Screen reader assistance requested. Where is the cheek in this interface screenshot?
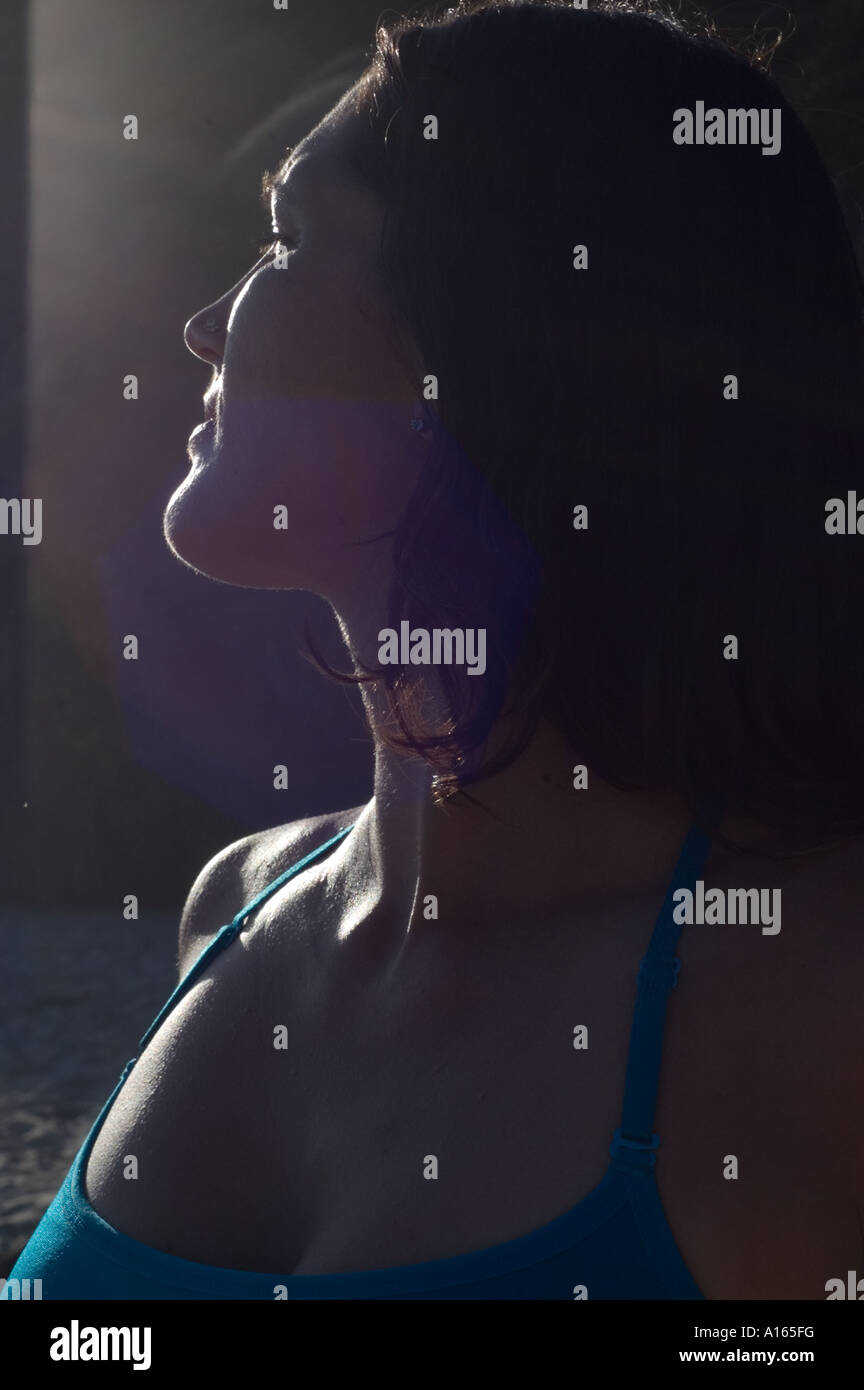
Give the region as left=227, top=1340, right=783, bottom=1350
left=227, top=256, right=413, bottom=401
left=166, top=256, right=425, bottom=590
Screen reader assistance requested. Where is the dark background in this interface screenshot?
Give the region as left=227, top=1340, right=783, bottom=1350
left=1, top=0, right=863, bottom=912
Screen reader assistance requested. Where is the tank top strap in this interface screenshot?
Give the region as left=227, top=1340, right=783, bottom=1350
left=131, top=822, right=357, bottom=1062
left=609, top=802, right=722, bottom=1176
left=225, top=822, right=357, bottom=934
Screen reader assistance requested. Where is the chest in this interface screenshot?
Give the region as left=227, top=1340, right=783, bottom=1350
left=84, top=898, right=853, bottom=1298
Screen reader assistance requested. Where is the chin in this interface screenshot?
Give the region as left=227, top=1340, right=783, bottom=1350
left=163, top=469, right=334, bottom=593
left=164, top=472, right=269, bottom=588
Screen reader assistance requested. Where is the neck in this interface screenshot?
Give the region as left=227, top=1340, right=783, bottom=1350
left=329, top=587, right=697, bottom=963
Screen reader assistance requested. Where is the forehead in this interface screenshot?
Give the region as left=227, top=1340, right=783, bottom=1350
left=263, top=98, right=372, bottom=214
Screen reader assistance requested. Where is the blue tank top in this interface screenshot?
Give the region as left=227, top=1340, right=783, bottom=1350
left=3, top=815, right=715, bottom=1300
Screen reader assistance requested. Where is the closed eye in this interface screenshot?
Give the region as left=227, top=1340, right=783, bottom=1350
left=253, top=234, right=297, bottom=259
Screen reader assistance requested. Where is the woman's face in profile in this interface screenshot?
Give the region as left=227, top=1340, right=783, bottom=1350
left=164, top=96, right=427, bottom=601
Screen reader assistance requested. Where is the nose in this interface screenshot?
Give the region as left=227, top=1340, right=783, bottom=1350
left=184, top=305, right=225, bottom=365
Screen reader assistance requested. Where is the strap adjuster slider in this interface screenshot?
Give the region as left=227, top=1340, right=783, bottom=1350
left=638, top=954, right=681, bottom=991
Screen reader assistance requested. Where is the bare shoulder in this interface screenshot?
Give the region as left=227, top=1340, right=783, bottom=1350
left=176, top=803, right=366, bottom=976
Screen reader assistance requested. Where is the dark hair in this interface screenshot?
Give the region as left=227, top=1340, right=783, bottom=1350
left=304, top=0, right=864, bottom=852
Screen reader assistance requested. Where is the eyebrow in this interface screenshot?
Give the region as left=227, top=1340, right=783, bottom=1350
left=258, top=146, right=301, bottom=213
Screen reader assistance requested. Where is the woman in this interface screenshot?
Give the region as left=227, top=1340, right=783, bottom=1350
left=6, top=0, right=864, bottom=1300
